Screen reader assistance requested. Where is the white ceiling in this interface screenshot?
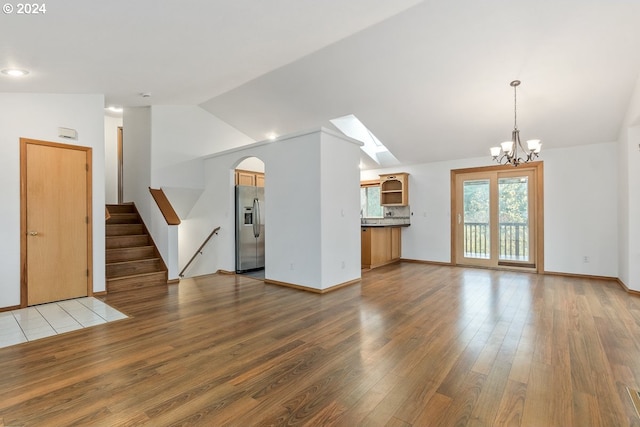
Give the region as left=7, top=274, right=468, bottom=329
left=2, top=0, right=640, bottom=167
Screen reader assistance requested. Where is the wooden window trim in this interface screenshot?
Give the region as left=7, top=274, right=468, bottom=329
left=360, top=180, right=380, bottom=188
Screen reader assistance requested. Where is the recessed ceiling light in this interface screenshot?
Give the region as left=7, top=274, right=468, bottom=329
left=266, top=133, right=278, bottom=141
left=1, top=68, right=29, bottom=77
left=107, top=106, right=123, bottom=113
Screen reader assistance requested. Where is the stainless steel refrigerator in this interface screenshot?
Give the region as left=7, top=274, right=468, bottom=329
left=235, top=185, right=265, bottom=273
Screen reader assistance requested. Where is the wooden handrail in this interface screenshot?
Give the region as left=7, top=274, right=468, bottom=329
left=149, top=187, right=181, bottom=225
left=179, top=226, right=221, bottom=278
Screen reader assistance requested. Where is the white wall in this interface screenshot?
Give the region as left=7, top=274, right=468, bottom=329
left=617, top=72, right=640, bottom=291
left=149, top=106, right=255, bottom=227
left=543, top=142, right=618, bottom=276
left=181, top=128, right=362, bottom=290
left=178, top=161, right=236, bottom=278
left=320, top=132, right=362, bottom=287
left=149, top=205, right=179, bottom=280
left=362, top=142, right=619, bottom=277
left=626, top=126, right=640, bottom=290
left=150, top=105, right=254, bottom=189
left=104, top=115, right=122, bottom=204
left=0, top=93, right=106, bottom=308
left=265, top=132, right=323, bottom=286
left=237, top=157, right=265, bottom=172
left=122, top=107, right=152, bottom=221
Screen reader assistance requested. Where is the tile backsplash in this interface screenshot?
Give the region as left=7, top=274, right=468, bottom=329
left=383, top=205, right=410, bottom=218
left=362, top=205, right=411, bottom=225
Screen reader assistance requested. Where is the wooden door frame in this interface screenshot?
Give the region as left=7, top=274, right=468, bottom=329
left=117, top=126, right=123, bottom=204
left=450, top=161, right=544, bottom=273
left=20, top=138, right=93, bottom=307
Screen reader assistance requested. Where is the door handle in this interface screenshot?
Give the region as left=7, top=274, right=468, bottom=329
left=253, top=198, right=260, bottom=238
left=28, top=231, right=39, bottom=236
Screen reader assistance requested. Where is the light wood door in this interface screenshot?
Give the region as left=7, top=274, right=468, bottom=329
left=21, top=139, right=92, bottom=306
left=117, top=126, right=123, bottom=204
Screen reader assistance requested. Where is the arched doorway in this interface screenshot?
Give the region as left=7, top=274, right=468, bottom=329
left=234, top=157, right=266, bottom=279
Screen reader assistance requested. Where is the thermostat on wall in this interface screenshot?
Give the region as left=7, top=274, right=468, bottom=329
left=58, top=127, right=78, bottom=140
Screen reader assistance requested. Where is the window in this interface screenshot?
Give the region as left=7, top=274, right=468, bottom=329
left=361, top=183, right=383, bottom=218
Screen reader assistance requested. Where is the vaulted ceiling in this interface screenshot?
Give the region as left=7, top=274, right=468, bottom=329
left=2, top=0, right=639, bottom=167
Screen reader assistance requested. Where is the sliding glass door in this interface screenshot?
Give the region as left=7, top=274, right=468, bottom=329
left=453, top=164, right=542, bottom=271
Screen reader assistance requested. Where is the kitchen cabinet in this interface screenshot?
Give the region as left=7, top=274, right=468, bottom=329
left=235, top=169, right=265, bottom=187
left=391, top=226, right=401, bottom=259
left=380, top=173, right=409, bottom=206
left=361, top=226, right=402, bottom=269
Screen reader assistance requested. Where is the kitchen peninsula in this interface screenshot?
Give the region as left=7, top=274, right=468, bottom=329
left=361, top=222, right=409, bottom=269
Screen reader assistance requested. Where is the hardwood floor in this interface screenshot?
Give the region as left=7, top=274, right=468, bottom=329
left=1, top=263, right=640, bottom=426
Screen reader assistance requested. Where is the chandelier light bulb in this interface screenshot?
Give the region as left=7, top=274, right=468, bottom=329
left=501, top=141, right=514, bottom=154
left=527, top=139, right=540, bottom=151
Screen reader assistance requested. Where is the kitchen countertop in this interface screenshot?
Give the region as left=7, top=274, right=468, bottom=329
left=361, top=217, right=411, bottom=227
left=361, top=223, right=410, bottom=227
left=361, top=217, right=410, bottom=227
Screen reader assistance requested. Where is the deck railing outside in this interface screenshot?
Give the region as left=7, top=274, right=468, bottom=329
left=464, top=222, right=528, bottom=260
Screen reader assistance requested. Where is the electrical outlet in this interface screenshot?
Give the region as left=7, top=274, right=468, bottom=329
left=583, top=256, right=590, bottom=263
left=341, top=261, right=345, bottom=269
left=290, top=263, right=294, bottom=270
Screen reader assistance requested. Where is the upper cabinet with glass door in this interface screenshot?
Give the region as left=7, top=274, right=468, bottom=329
left=380, top=173, right=409, bottom=206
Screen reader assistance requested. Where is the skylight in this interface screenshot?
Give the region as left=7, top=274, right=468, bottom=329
left=330, top=114, right=397, bottom=165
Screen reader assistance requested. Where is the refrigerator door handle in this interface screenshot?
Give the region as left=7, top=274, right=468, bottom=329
left=253, top=198, right=260, bottom=238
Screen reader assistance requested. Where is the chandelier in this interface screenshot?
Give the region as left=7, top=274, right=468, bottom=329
left=490, top=80, right=541, bottom=166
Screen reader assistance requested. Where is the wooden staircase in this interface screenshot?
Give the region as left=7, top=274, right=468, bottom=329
left=106, top=204, right=168, bottom=293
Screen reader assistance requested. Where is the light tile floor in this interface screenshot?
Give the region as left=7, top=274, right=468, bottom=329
left=0, top=297, right=128, bottom=349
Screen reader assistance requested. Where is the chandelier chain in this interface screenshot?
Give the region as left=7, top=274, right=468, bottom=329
left=513, top=82, right=517, bottom=130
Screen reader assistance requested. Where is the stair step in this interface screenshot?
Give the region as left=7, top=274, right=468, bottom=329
left=106, top=258, right=165, bottom=278
left=104, top=203, right=168, bottom=294
left=106, top=204, right=136, bottom=214
left=106, top=224, right=145, bottom=236
left=106, top=271, right=168, bottom=293
left=106, top=213, right=140, bottom=224
left=106, top=234, right=150, bottom=249
left=106, top=246, right=156, bottom=263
